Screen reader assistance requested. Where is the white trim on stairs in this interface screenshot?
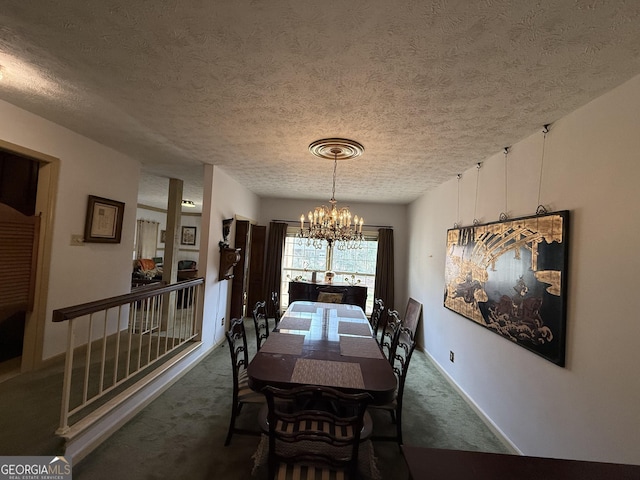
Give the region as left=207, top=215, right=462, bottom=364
left=63, top=342, right=209, bottom=463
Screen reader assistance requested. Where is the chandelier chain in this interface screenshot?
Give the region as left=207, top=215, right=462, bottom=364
left=331, top=152, right=338, bottom=202
left=297, top=139, right=365, bottom=249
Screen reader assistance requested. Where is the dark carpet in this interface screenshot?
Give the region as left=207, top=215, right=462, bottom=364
left=0, top=318, right=511, bottom=479
left=72, top=319, right=510, bottom=479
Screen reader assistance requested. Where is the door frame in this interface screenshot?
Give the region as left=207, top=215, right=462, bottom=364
left=0, top=139, right=59, bottom=372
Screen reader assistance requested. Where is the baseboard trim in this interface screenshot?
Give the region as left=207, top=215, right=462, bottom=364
left=420, top=347, right=522, bottom=455
left=62, top=341, right=215, bottom=464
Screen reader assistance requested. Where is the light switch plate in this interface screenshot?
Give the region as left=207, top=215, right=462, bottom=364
left=70, top=234, right=85, bottom=246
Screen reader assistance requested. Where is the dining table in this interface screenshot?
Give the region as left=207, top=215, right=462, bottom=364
left=247, top=300, right=397, bottom=405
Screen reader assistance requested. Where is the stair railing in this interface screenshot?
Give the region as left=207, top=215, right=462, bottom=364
left=52, top=278, right=204, bottom=438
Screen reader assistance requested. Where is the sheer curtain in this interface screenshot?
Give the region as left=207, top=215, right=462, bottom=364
left=263, top=222, right=288, bottom=317
left=374, top=228, right=394, bottom=311
left=135, top=219, right=159, bottom=259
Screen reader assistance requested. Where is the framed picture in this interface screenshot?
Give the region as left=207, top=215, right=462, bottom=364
left=181, top=226, right=197, bottom=246
left=160, top=229, right=166, bottom=243
left=444, top=211, right=569, bottom=366
left=84, top=195, right=125, bottom=243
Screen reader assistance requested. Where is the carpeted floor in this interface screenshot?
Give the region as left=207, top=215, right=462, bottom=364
left=0, top=318, right=511, bottom=479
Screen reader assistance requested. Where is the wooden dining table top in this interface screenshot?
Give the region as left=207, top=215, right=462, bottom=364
left=247, top=301, right=397, bottom=405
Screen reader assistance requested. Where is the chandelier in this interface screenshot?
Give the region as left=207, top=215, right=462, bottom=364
left=297, top=138, right=365, bottom=250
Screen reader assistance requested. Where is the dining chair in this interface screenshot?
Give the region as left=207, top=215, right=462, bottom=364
left=270, top=291, right=281, bottom=331
left=380, top=309, right=401, bottom=363
left=316, top=285, right=348, bottom=304
left=262, top=384, right=372, bottom=480
left=316, top=291, right=344, bottom=304
left=224, top=317, right=266, bottom=446
left=177, top=259, right=197, bottom=270
left=370, top=325, right=416, bottom=446
left=252, top=300, right=269, bottom=351
left=403, top=297, right=423, bottom=338
left=370, top=298, right=385, bottom=344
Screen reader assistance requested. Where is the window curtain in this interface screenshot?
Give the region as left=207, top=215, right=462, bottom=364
left=374, top=228, right=394, bottom=312
left=135, top=219, right=159, bottom=259
left=263, top=222, right=288, bottom=317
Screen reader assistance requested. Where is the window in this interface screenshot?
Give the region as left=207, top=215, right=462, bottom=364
left=281, top=229, right=378, bottom=314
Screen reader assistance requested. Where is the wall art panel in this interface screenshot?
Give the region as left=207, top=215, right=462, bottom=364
left=444, top=211, right=569, bottom=366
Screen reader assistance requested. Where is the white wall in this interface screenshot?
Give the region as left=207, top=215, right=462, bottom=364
left=0, top=99, right=140, bottom=360
left=177, top=213, right=202, bottom=264
left=134, top=207, right=166, bottom=261
left=7, top=67, right=638, bottom=464
left=0, top=95, right=261, bottom=362
left=408, top=74, right=640, bottom=465
left=259, top=198, right=409, bottom=312
left=135, top=206, right=202, bottom=264
left=199, top=165, right=261, bottom=347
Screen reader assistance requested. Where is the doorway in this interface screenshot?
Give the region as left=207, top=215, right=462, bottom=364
left=0, top=139, right=58, bottom=376
left=0, top=151, right=38, bottom=366
left=229, top=220, right=266, bottom=319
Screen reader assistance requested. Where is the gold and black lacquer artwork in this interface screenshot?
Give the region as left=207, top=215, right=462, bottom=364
left=444, top=211, right=569, bottom=366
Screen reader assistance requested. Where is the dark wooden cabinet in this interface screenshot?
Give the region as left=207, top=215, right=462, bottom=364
left=288, top=281, right=367, bottom=310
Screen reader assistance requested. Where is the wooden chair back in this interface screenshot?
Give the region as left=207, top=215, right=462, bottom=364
left=390, top=325, right=417, bottom=409
left=370, top=298, right=385, bottom=342
left=252, top=300, right=269, bottom=351
left=262, top=385, right=372, bottom=479
left=381, top=309, right=401, bottom=363
left=403, top=297, right=423, bottom=338
left=270, top=291, right=281, bottom=330
left=316, top=285, right=348, bottom=304
left=224, top=317, right=265, bottom=446
left=225, top=318, right=249, bottom=393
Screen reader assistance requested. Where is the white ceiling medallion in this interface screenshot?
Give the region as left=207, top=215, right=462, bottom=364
left=297, top=138, right=365, bottom=250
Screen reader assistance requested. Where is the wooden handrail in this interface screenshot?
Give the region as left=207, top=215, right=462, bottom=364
left=54, top=276, right=204, bottom=441
left=52, top=277, right=204, bottom=322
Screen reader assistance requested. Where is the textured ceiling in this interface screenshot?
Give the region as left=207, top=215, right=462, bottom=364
left=1, top=1, right=640, bottom=212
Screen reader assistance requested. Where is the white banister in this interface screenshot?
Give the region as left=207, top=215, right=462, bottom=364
left=53, top=278, right=203, bottom=438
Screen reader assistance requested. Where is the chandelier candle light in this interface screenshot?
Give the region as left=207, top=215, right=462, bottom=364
left=298, top=138, right=365, bottom=250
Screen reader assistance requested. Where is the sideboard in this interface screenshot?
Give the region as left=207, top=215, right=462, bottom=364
left=288, top=281, right=367, bottom=311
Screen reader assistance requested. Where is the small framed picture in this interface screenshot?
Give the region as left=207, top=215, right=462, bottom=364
left=84, top=195, right=125, bottom=243
left=160, top=229, right=166, bottom=243
left=181, top=226, right=197, bottom=246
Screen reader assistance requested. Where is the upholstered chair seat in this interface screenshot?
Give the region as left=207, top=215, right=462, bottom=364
left=262, top=385, right=374, bottom=480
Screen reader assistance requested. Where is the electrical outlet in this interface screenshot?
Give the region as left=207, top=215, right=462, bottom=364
left=70, top=234, right=85, bottom=246
left=450, top=351, right=455, bottom=363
